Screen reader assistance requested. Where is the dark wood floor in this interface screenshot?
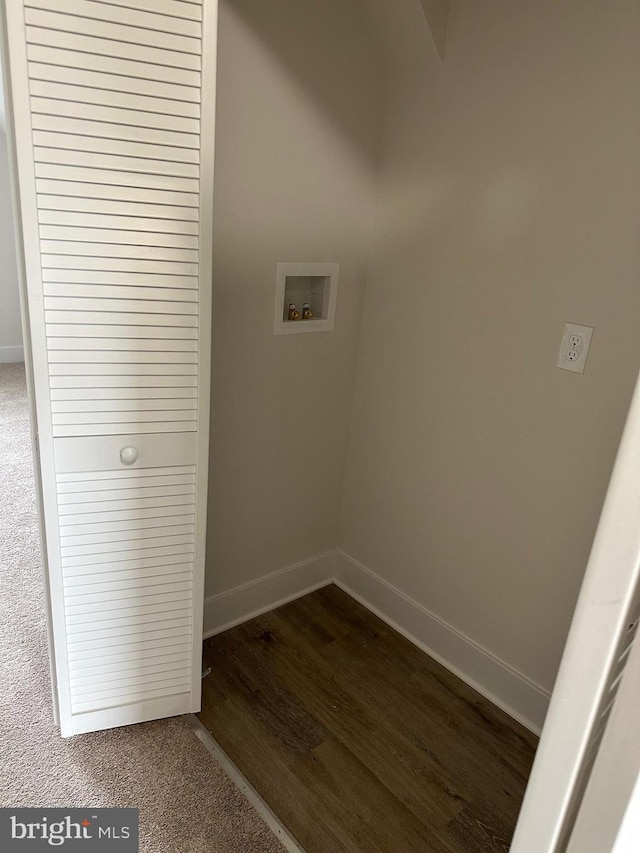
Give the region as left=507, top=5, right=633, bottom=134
left=198, top=585, right=537, bottom=852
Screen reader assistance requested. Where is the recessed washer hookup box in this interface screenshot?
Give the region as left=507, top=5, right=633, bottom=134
left=0, top=809, right=139, bottom=851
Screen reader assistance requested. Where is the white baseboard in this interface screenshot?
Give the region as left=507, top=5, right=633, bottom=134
left=334, top=550, right=550, bottom=734
left=202, top=547, right=550, bottom=734
left=203, top=551, right=335, bottom=639
left=0, top=345, right=24, bottom=363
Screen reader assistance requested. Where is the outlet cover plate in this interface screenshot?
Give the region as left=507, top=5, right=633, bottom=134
left=556, top=322, right=595, bottom=374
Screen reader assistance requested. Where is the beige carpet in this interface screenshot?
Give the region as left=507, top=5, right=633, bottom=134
left=0, top=362, right=283, bottom=853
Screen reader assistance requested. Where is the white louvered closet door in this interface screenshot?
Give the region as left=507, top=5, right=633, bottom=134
left=2, top=0, right=217, bottom=736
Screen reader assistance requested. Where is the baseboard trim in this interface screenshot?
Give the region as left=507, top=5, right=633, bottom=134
left=202, top=547, right=550, bottom=733
left=0, top=345, right=24, bottom=363
left=334, top=550, right=550, bottom=734
left=203, top=551, right=335, bottom=639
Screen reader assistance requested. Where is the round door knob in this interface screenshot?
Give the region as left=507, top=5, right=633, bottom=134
left=119, top=446, right=139, bottom=466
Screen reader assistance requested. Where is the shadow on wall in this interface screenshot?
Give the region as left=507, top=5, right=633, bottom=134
left=227, top=0, right=453, bottom=156
left=225, top=0, right=385, bottom=168
left=338, top=0, right=640, bottom=695
left=204, top=0, right=387, bottom=596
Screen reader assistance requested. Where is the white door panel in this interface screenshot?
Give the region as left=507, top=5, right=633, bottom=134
left=2, top=0, right=217, bottom=736
left=511, top=369, right=640, bottom=851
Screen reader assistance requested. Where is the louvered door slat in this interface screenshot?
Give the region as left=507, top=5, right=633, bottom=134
left=73, top=673, right=192, bottom=700
left=26, top=27, right=202, bottom=71
left=33, top=132, right=201, bottom=164
left=61, top=547, right=194, bottom=571
left=65, top=564, right=195, bottom=586
left=46, top=294, right=197, bottom=312
left=72, top=607, right=195, bottom=628
left=48, top=326, right=198, bottom=342
left=68, top=642, right=193, bottom=671
left=70, top=664, right=193, bottom=692
left=63, top=522, right=195, bottom=541
left=65, top=585, right=194, bottom=610
left=35, top=150, right=200, bottom=180
left=68, top=652, right=193, bottom=682
left=51, top=400, right=196, bottom=417
left=67, top=616, right=193, bottom=645
left=67, top=603, right=193, bottom=628
left=24, top=8, right=202, bottom=53
left=62, top=552, right=195, bottom=574
left=56, top=464, right=196, bottom=482
left=31, top=85, right=201, bottom=119
left=43, top=256, right=199, bottom=274
left=54, top=410, right=196, bottom=426
left=61, top=534, right=196, bottom=559
left=29, top=67, right=201, bottom=106
left=40, top=213, right=199, bottom=236
left=61, top=513, right=195, bottom=535
left=38, top=194, right=199, bottom=220
left=71, top=674, right=193, bottom=706
left=51, top=387, right=197, bottom=402
left=61, top=535, right=195, bottom=560
left=27, top=4, right=201, bottom=39
left=4, top=0, right=214, bottom=734
left=61, top=492, right=195, bottom=515
left=40, top=227, right=200, bottom=249
left=72, top=683, right=191, bottom=716
left=54, top=424, right=196, bottom=437
left=41, top=243, right=200, bottom=262
left=59, top=481, right=195, bottom=498
left=45, top=311, right=198, bottom=327
left=44, top=256, right=198, bottom=277
left=62, top=511, right=194, bottom=530
left=32, top=116, right=199, bottom=151
left=27, top=44, right=201, bottom=86
left=45, top=286, right=198, bottom=304
left=37, top=181, right=199, bottom=207
left=45, top=274, right=198, bottom=291
left=68, top=639, right=192, bottom=667
left=68, top=656, right=192, bottom=685
left=66, top=625, right=193, bottom=651
left=50, top=376, right=198, bottom=390
left=71, top=0, right=203, bottom=22
left=25, top=0, right=202, bottom=28
left=48, top=361, right=197, bottom=375
left=31, top=99, right=200, bottom=135
left=49, top=341, right=197, bottom=356
left=49, top=338, right=198, bottom=362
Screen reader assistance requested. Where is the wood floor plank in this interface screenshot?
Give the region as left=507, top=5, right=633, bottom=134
left=200, top=693, right=411, bottom=853
left=262, top=610, right=469, bottom=831
left=306, top=738, right=457, bottom=853
left=318, top=586, right=536, bottom=786
left=199, top=694, right=348, bottom=852
left=198, top=585, right=538, bottom=852
left=446, top=799, right=514, bottom=852
left=319, top=626, right=532, bottom=810
left=205, top=623, right=329, bottom=758
left=266, top=589, right=533, bottom=816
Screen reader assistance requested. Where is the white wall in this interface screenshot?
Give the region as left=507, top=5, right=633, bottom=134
left=205, top=0, right=384, bottom=597
left=339, top=0, right=640, bottom=695
left=2, top=0, right=636, bottom=727
left=0, top=61, right=23, bottom=363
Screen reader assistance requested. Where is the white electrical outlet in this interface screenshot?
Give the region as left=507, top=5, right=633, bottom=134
left=556, top=322, right=595, bottom=374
